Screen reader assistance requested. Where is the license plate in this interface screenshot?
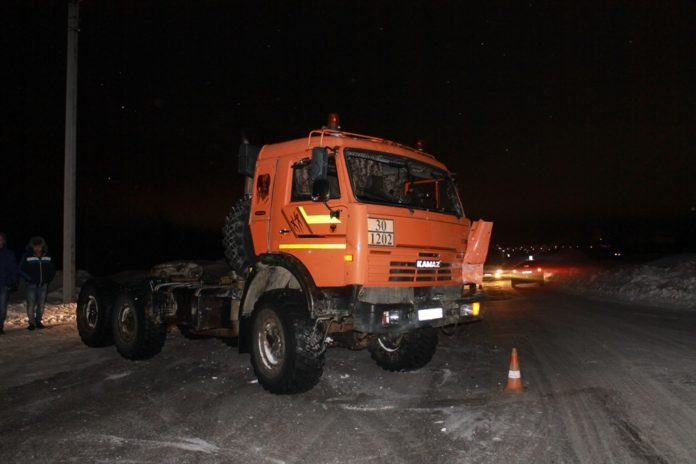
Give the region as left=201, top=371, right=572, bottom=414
left=368, top=231, right=394, bottom=246
left=418, top=307, right=443, bottom=321
left=368, top=218, right=394, bottom=246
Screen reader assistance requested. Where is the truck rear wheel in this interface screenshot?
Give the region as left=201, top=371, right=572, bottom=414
left=112, top=293, right=167, bottom=360
left=250, top=291, right=324, bottom=394
left=222, top=196, right=255, bottom=276
left=76, top=281, right=113, bottom=347
left=369, top=329, right=438, bottom=372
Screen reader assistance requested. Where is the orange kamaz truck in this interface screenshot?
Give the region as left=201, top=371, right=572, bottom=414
left=76, top=115, right=492, bottom=394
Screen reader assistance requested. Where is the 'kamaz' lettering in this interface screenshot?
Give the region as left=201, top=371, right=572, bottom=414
left=416, top=260, right=441, bottom=269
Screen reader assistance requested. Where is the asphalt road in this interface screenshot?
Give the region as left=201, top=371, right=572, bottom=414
left=1, top=285, right=695, bottom=463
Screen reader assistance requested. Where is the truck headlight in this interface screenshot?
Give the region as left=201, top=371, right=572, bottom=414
left=381, top=310, right=401, bottom=327
left=460, top=302, right=480, bottom=317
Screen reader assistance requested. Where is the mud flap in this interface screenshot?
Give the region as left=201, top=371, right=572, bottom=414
left=462, top=220, right=493, bottom=284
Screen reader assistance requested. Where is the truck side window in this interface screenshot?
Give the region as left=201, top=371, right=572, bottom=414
left=291, top=156, right=340, bottom=202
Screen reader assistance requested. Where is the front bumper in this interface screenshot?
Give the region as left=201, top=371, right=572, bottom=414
left=352, top=293, right=483, bottom=334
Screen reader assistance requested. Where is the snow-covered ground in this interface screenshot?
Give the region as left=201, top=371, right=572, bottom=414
left=3, top=270, right=91, bottom=329
left=3, top=289, right=77, bottom=329
left=551, top=253, right=696, bottom=310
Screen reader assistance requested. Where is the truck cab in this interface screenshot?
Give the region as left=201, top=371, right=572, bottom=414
left=240, top=116, right=492, bottom=339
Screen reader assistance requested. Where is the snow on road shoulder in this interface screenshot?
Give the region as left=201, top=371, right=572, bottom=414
left=3, top=291, right=76, bottom=328
left=553, top=254, right=696, bottom=310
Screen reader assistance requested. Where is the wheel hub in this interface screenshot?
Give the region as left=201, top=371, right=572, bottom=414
left=377, top=335, right=402, bottom=353
left=85, top=296, right=99, bottom=329
left=117, top=304, right=136, bottom=342
left=257, top=315, right=284, bottom=373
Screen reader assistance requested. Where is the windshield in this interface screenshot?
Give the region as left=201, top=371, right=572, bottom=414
left=344, top=148, right=463, bottom=217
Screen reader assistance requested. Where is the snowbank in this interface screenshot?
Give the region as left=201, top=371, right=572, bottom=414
left=3, top=291, right=76, bottom=329
left=554, top=254, right=696, bottom=310
left=2, top=270, right=90, bottom=329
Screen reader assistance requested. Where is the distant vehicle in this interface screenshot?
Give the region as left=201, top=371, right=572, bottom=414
left=483, top=264, right=505, bottom=281
left=510, top=260, right=545, bottom=287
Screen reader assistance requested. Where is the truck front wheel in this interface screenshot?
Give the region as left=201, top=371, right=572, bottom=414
left=112, top=293, right=167, bottom=360
left=369, top=329, right=438, bottom=372
left=250, top=292, right=324, bottom=394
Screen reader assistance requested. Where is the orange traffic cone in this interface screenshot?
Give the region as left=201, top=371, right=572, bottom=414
left=504, top=347, right=524, bottom=393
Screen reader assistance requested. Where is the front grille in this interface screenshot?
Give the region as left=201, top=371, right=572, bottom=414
left=368, top=250, right=460, bottom=284
left=387, top=253, right=452, bottom=282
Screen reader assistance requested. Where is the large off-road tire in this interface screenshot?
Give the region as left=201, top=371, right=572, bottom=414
left=76, top=281, right=113, bottom=347
left=112, top=293, right=167, bottom=360
left=250, top=291, right=324, bottom=394
left=222, top=196, right=255, bottom=275
left=369, top=329, right=438, bottom=372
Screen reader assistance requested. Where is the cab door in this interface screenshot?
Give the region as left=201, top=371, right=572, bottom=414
left=249, top=158, right=277, bottom=255
left=270, top=154, right=348, bottom=286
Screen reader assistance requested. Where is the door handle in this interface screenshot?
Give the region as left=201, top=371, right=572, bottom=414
left=279, top=229, right=290, bottom=235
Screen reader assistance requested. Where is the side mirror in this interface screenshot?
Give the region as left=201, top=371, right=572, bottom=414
left=310, top=147, right=328, bottom=180
left=310, top=147, right=330, bottom=202
left=311, top=178, right=331, bottom=202
left=238, top=143, right=260, bottom=177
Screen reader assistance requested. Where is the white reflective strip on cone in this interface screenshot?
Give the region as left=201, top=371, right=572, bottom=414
left=508, top=370, right=521, bottom=379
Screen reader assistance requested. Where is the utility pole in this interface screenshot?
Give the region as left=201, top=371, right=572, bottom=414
left=63, top=0, right=80, bottom=303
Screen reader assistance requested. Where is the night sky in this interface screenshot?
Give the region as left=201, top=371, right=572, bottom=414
left=3, top=1, right=695, bottom=273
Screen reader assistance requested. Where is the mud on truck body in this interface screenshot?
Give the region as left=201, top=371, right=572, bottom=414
left=76, top=115, right=493, bottom=394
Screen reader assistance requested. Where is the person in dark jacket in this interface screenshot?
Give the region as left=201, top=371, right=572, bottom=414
left=18, top=236, right=56, bottom=330
left=0, top=233, right=19, bottom=334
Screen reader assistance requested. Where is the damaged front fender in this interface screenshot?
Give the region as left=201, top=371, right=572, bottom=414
left=462, top=220, right=493, bottom=284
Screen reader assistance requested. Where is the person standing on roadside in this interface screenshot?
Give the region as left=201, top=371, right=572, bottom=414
left=0, top=233, right=19, bottom=334
left=18, top=236, right=56, bottom=330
